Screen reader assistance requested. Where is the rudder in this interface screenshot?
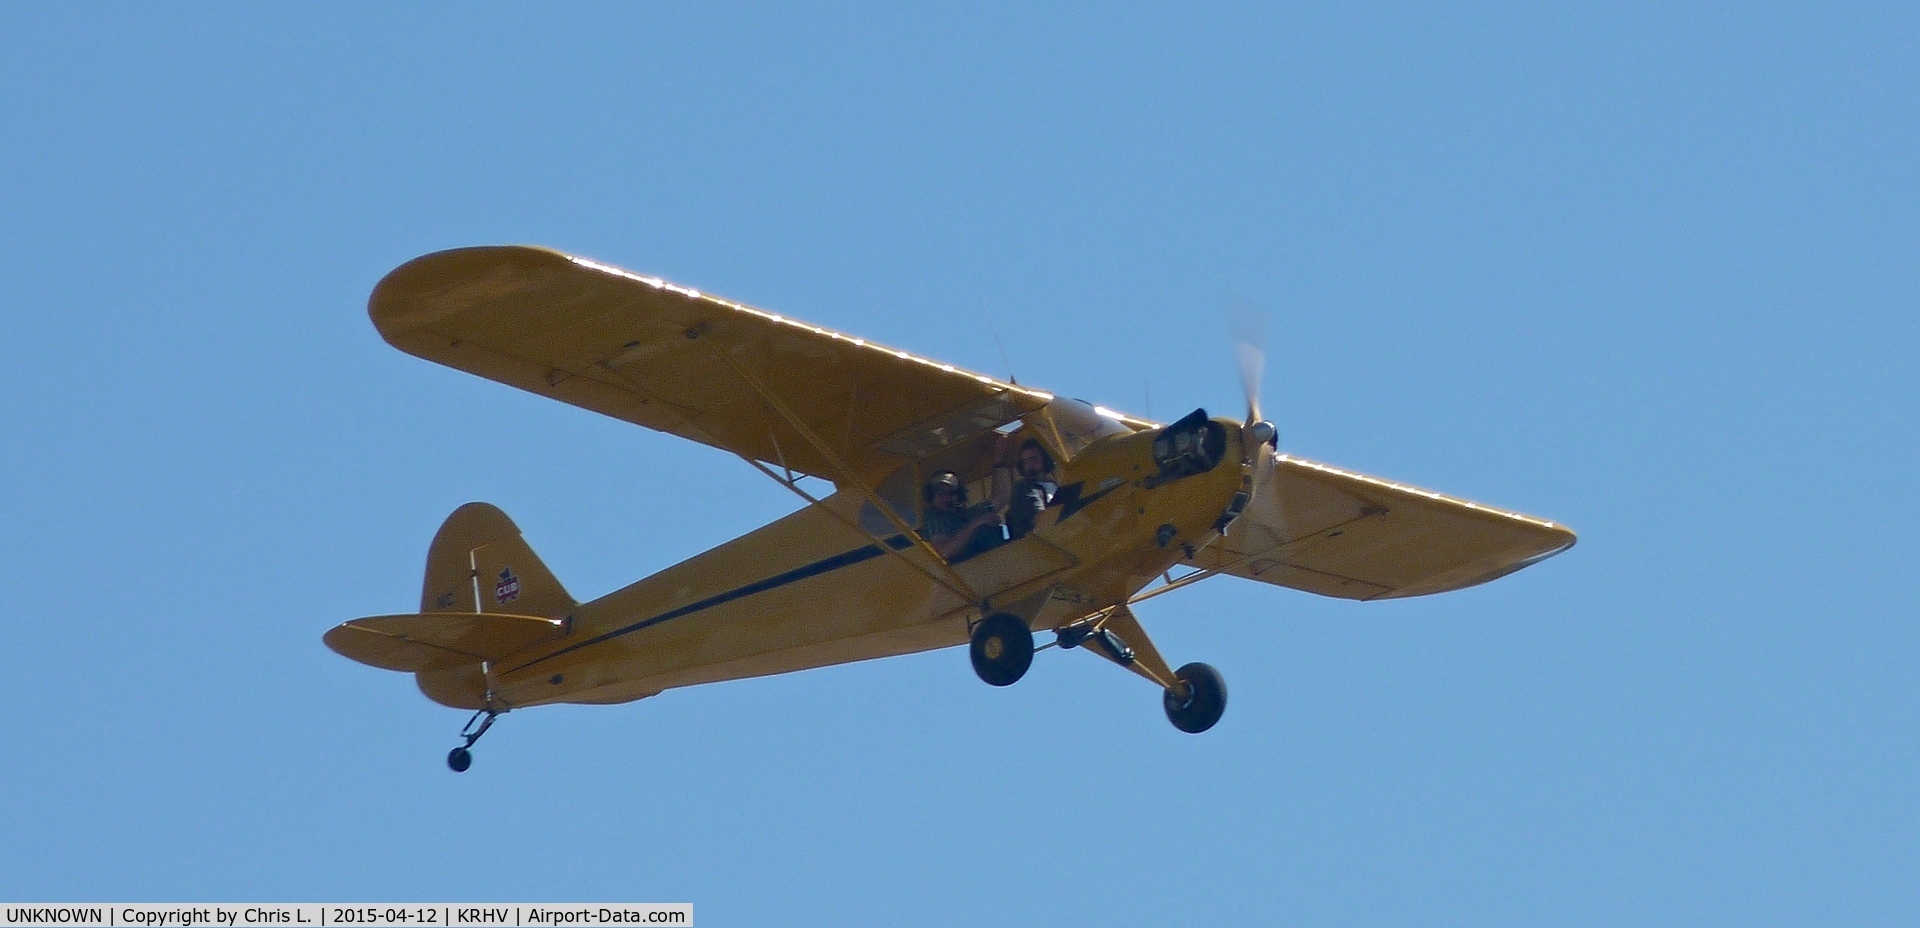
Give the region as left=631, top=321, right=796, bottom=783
left=421, top=502, right=576, bottom=620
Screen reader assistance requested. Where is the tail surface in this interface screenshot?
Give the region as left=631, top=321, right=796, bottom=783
left=326, top=502, right=577, bottom=709
left=421, top=502, right=575, bottom=620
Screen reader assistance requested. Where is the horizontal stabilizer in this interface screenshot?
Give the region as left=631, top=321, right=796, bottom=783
left=324, top=612, right=568, bottom=672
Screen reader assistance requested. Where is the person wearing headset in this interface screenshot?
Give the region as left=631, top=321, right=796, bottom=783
left=919, top=471, right=1003, bottom=562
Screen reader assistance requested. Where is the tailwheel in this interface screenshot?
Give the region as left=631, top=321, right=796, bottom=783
left=1163, top=662, right=1227, bottom=733
left=969, top=613, right=1034, bottom=686
left=446, top=707, right=504, bottom=772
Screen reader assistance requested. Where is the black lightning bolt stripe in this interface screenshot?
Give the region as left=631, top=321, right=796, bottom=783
left=501, top=534, right=916, bottom=674
left=1052, top=480, right=1122, bottom=523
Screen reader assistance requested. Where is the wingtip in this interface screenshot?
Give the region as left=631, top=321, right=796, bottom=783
left=367, top=245, right=576, bottom=340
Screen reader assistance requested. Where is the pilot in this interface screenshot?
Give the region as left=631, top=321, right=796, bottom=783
left=920, top=471, right=1003, bottom=562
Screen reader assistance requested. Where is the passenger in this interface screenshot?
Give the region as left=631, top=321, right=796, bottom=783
left=1003, top=438, right=1059, bottom=540
left=920, top=471, right=1003, bottom=562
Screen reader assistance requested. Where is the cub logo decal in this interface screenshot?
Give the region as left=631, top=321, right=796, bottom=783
left=494, top=567, right=521, bottom=604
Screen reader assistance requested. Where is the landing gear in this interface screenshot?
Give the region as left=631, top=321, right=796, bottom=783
left=1059, top=605, right=1228, bottom=734
left=1163, top=662, right=1227, bottom=734
left=969, top=613, right=1034, bottom=686
left=446, top=707, right=504, bottom=772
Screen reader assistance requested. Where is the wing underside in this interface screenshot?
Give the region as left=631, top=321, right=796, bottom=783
left=370, top=246, right=1051, bottom=485
left=1198, top=453, right=1576, bottom=600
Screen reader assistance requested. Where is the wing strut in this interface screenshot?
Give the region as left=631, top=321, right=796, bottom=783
left=703, top=344, right=986, bottom=606
left=1123, top=504, right=1386, bottom=607
left=737, top=454, right=980, bottom=604
left=593, top=351, right=980, bottom=604
left=1125, top=536, right=1290, bottom=608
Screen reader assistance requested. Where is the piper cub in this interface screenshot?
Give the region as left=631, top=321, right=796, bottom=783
left=325, top=246, right=1576, bottom=771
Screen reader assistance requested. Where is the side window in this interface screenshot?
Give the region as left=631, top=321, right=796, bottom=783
left=858, top=463, right=924, bottom=536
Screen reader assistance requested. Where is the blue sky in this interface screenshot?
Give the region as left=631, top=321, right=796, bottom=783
left=3, top=4, right=1915, bottom=925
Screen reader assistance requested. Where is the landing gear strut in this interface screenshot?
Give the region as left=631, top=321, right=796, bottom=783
left=969, top=613, right=1034, bottom=686
left=446, top=707, right=505, bottom=772
left=1060, top=605, right=1229, bottom=734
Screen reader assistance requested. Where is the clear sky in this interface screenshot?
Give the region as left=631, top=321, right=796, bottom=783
left=3, top=4, right=1915, bottom=926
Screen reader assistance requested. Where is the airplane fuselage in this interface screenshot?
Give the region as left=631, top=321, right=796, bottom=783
left=415, top=416, right=1255, bottom=709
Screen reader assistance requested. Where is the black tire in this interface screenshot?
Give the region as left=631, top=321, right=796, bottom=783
left=447, top=747, right=473, bottom=773
left=1163, top=662, right=1227, bottom=733
left=969, top=613, right=1034, bottom=686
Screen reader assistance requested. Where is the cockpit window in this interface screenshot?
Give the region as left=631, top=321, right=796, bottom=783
left=1021, top=396, right=1134, bottom=464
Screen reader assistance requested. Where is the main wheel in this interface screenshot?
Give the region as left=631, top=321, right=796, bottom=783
left=1163, top=662, right=1227, bottom=733
left=447, top=747, right=473, bottom=772
left=969, top=613, right=1034, bottom=686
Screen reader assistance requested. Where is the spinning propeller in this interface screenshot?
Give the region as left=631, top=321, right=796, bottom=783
left=1233, top=305, right=1278, bottom=448
left=1232, top=305, right=1284, bottom=541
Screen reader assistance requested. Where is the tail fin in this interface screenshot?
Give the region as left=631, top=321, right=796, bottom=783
left=421, top=502, right=576, bottom=620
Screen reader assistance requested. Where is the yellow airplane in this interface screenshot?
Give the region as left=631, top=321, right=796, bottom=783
left=325, top=246, right=1576, bottom=772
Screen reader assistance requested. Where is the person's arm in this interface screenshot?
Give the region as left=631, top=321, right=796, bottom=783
left=932, top=510, right=1001, bottom=560
left=989, top=434, right=1014, bottom=514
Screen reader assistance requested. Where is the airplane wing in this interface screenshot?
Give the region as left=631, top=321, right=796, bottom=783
left=1196, top=452, right=1577, bottom=600
left=370, top=246, right=1053, bottom=485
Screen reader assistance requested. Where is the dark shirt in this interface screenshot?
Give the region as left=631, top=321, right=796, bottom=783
left=1006, top=478, right=1057, bottom=540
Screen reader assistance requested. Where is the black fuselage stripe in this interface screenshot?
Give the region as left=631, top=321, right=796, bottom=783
left=502, top=534, right=915, bottom=674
